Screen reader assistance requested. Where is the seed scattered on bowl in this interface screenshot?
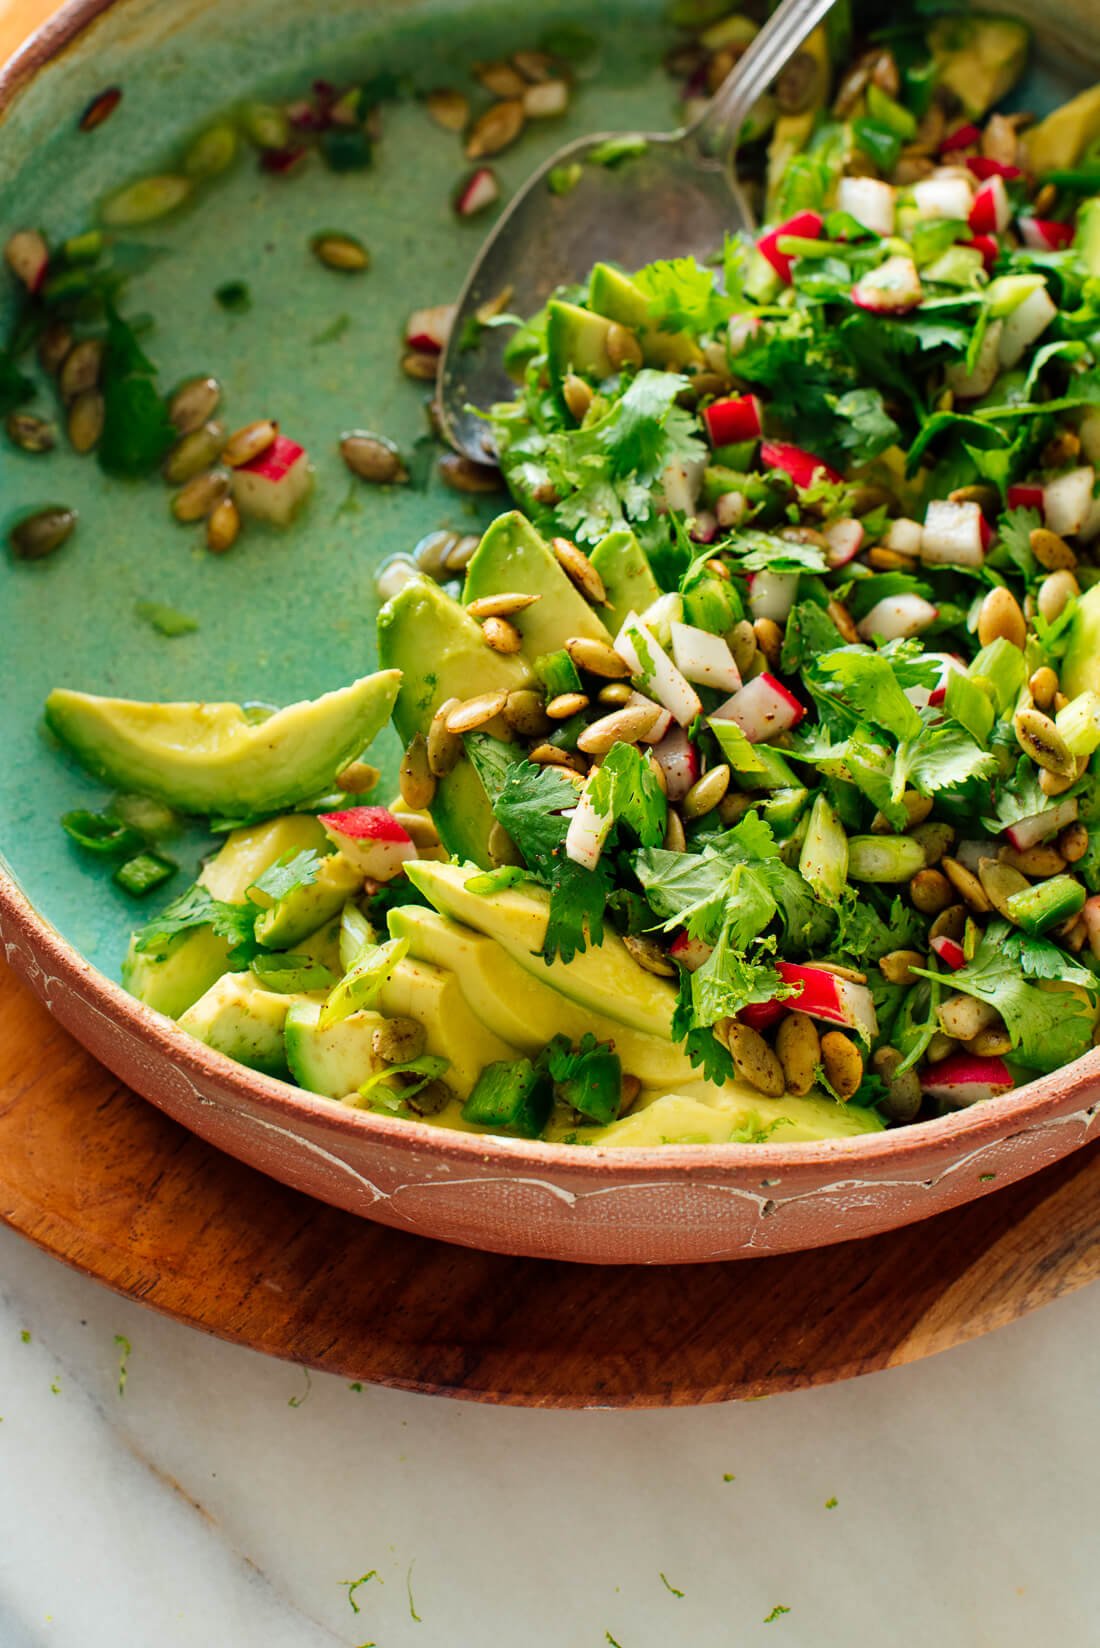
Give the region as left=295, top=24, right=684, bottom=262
left=206, top=497, right=241, bottom=554
left=311, top=231, right=370, bottom=272
left=444, top=533, right=481, bottom=573
left=222, top=419, right=278, bottom=468
left=240, top=101, right=291, bottom=150
left=5, top=412, right=55, bottom=454
left=184, top=123, right=239, bottom=179
left=464, top=99, right=524, bottom=159
left=438, top=452, right=503, bottom=493
left=37, top=322, right=73, bottom=376
left=9, top=506, right=77, bottom=561
left=340, top=431, right=408, bottom=484
left=163, top=421, right=227, bottom=485
left=58, top=338, right=104, bottom=403
left=171, top=468, right=231, bottom=523
left=474, top=59, right=529, bottom=99
left=425, top=88, right=469, bottom=132
left=100, top=174, right=193, bottom=227
left=3, top=229, right=49, bottom=292
left=79, top=86, right=122, bottom=132
left=402, top=350, right=438, bottom=381
left=168, top=376, right=222, bottom=436
left=67, top=389, right=105, bottom=455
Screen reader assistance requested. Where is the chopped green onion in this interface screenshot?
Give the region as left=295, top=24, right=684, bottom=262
left=251, top=953, right=337, bottom=992
left=587, top=134, right=647, bottom=168
left=1004, top=875, right=1086, bottom=937
left=548, top=162, right=583, bottom=196
left=61, top=809, right=143, bottom=857
left=113, top=851, right=177, bottom=896
left=466, top=865, right=526, bottom=895
left=134, top=599, right=199, bottom=637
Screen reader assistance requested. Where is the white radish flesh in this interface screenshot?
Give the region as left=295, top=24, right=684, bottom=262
left=1044, top=467, right=1095, bottom=537
left=670, top=621, right=742, bottom=693
left=997, top=283, right=1057, bottom=367
left=748, top=569, right=799, bottom=622
left=913, top=175, right=973, bottom=221
left=857, top=594, right=938, bottom=642
left=921, top=499, right=987, bottom=567
left=945, top=318, right=1003, bottom=400
left=615, top=614, right=703, bottom=727
left=651, top=725, right=700, bottom=800
left=713, top=672, right=804, bottom=742
left=1004, top=796, right=1078, bottom=851
left=883, top=518, right=924, bottom=556
left=564, top=786, right=613, bottom=870
left=824, top=517, right=864, bottom=567
left=837, top=175, right=895, bottom=237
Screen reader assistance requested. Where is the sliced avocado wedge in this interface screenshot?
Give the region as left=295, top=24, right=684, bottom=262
left=253, top=851, right=363, bottom=949
left=389, top=904, right=698, bottom=1086
left=588, top=529, right=661, bottom=634
left=1060, top=583, right=1100, bottom=698
left=376, top=954, right=520, bottom=1097
left=587, top=263, right=703, bottom=370
left=45, top=670, right=400, bottom=817
left=377, top=574, right=530, bottom=867
left=550, top=1086, right=884, bottom=1146
left=178, top=970, right=317, bottom=1076
left=546, top=299, right=614, bottom=390
left=1025, top=83, right=1100, bottom=175
left=284, top=997, right=388, bottom=1097
left=927, top=13, right=1029, bottom=119
left=462, top=512, right=612, bottom=654
left=405, top=860, right=678, bottom=1039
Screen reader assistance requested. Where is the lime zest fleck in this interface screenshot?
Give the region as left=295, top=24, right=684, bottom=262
left=660, top=1572, right=684, bottom=1598
left=825, top=1496, right=838, bottom=1509
left=764, top=1605, right=790, bottom=1624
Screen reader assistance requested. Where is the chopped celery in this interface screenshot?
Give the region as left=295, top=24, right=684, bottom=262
left=799, top=794, right=849, bottom=901
left=847, top=835, right=926, bottom=882
left=1005, top=875, right=1086, bottom=936
left=113, top=851, right=176, bottom=897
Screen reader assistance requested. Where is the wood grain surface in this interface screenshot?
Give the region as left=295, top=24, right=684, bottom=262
left=1, top=955, right=1098, bottom=1406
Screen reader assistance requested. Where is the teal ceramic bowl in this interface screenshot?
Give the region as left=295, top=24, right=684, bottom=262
left=3, top=0, right=1100, bottom=1265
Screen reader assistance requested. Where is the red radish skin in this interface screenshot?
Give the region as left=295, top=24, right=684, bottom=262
left=405, top=304, right=456, bottom=354
left=1007, top=482, right=1044, bottom=512
left=703, top=393, right=763, bottom=446
left=851, top=254, right=923, bottom=315
left=738, top=998, right=787, bottom=1034
left=968, top=176, right=1011, bottom=234
left=759, top=440, right=841, bottom=489
left=824, top=517, right=864, bottom=568
left=319, top=806, right=417, bottom=880
left=1017, top=216, right=1074, bottom=251
left=454, top=167, right=500, bottom=217
left=756, top=209, right=823, bottom=284
left=651, top=725, right=700, bottom=801
left=1004, top=796, right=1078, bottom=852
left=669, top=931, right=714, bottom=972
left=714, top=672, right=804, bottom=742
left=930, top=934, right=966, bottom=970
left=940, top=123, right=981, bottom=153
left=966, top=156, right=1023, bottom=181
left=727, top=313, right=761, bottom=355
left=774, top=962, right=878, bottom=1041
left=920, top=1054, right=1014, bottom=1108
left=231, top=435, right=314, bottom=525
left=1084, top=895, right=1100, bottom=962
left=964, top=234, right=999, bottom=272
left=689, top=509, right=719, bottom=545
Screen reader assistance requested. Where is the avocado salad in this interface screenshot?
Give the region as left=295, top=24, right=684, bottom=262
left=22, top=4, right=1100, bottom=1146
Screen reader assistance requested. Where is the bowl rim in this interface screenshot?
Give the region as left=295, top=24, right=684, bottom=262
left=2, top=0, right=1098, bottom=1185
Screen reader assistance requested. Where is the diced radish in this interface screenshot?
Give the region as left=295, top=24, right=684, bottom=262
left=727, top=313, right=762, bottom=355
left=953, top=838, right=989, bottom=873
left=689, top=508, right=719, bottom=544
left=998, top=284, right=1056, bottom=367
left=851, top=254, right=923, bottom=315
left=640, top=591, right=684, bottom=636
left=748, top=568, right=799, bottom=623
left=1017, top=216, right=1074, bottom=251
left=625, top=691, right=673, bottom=744
left=774, top=962, right=878, bottom=1042
left=913, top=175, right=973, bottom=221
left=523, top=79, right=569, bottom=118
left=921, top=653, right=966, bottom=709
left=564, top=784, right=613, bottom=871
left=883, top=517, right=924, bottom=556
left=920, top=1053, right=1014, bottom=1108
left=966, top=156, right=1023, bottom=182
left=261, top=146, right=309, bottom=176
left=921, top=498, right=988, bottom=567
left=319, top=806, right=416, bottom=881
left=660, top=456, right=705, bottom=516
left=651, top=724, right=700, bottom=801
left=946, top=317, right=1003, bottom=400
left=1084, top=895, right=1100, bottom=962
left=670, top=621, right=742, bottom=693
left=3, top=228, right=49, bottom=293
left=713, top=672, right=804, bottom=742
left=940, top=123, right=981, bottom=154
left=968, top=176, right=1011, bottom=234
left=1007, top=481, right=1045, bottom=512
left=930, top=934, right=966, bottom=970
left=405, top=303, right=455, bottom=354
left=231, top=435, right=314, bottom=525
left=739, top=998, right=788, bottom=1034
left=715, top=490, right=747, bottom=528
left=857, top=593, right=938, bottom=643
left=1043, top=467, right=1095, bottom=537
left=703, top=393, right=763, bottom=446
left=964, top=234, right=1000, bottom=272
left=836, top=175, right=896, bottom=237
left=756, top=209, right=824, bottom=284
left=824, top=517, right=864, bottom=568
left=1004, top=796, right=1078, bottom=851
left=615, top=613, right=702, bottom=727
left=669, top=930, right=714, bottom=972
left=454, top=166, right=500, bottom=217
left=760, top=440, right=841, bottom=488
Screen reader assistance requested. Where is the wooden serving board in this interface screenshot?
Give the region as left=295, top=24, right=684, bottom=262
left=1, top=957, right=1098, bottom=1406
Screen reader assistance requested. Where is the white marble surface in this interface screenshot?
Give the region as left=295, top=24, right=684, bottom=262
left=0, top=1222, right=1096, bottom=1646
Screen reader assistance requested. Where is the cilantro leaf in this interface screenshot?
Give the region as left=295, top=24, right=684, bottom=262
left=672, top=971, right=735, bottom=1084
left=585, top=742, right=666, bottom=847
left=633, top=257, right=736, bottom=336
left=490, top=761, right=612, bottom=962
left=131, top=881, right=256, bottom=960
left=901, top=725, right=998, bottom=796
left=247, top=848, right=322, bottom=906
left=810, top=645, right=924, bottom=741
left=99, top=305, right=175, bottom=476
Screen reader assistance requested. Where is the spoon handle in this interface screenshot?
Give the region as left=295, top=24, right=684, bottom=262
left=690, top=0, right=838, bottom=161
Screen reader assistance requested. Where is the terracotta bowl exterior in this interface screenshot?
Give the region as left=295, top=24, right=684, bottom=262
left=3, top=0, right=1100, bottom=1264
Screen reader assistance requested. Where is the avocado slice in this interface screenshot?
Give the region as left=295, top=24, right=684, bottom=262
left=551, top=1086, right=884, bottom=1145
left=462, top=512, right=612, bottom=654
left=178, top=970, right=317, bottom=1077
left=588, top=529, right=661, bottom=633
left=376, top=955, right=520, bottom=1097
left=390, top=904, right=698, bottom=1087
left=1060, top=583, right=1100, bottom=698
left=1025, top=83, right=1100, bottom=175
left=1075, top=199, right=1100, bottom=280
left=377, top=575, right=530, bottom=867
left=284, top=997, right=388, bottom=1097
left=927, top=13, right=1029, bottom=119
left=545, top=299, right=614, bottom=391
left=122, top=813, right=328, bottom=1018
left=587, top=263, right=703, bottom=370
left=45, top=670, right=400, bottom=817
left=253, top=850, right=363, bottom=950
left=405, top=860, right=678, bottom=1038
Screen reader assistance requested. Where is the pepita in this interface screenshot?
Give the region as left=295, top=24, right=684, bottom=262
left=872, top=1047, right=922, bottom=1123
left=998, top=842, right=1065, bottom=877
left=597, top=682, right=632, bottom=707
left=465, top=99, right=525, bottom=159
left=67, top=389, right=105, bottom=454
left=663, top=808, right=687, bottom=852
left=466, top=591, right=540, bottom=620
left=503, top=689, right=551, bottom=738
left=5, top=412, right=55, bottom=453
left=728, top=620, right=757, bottom=678
left=79, top=86, right=122, bottom=132
left=446, top=691, right=509, bottom=735
left=488, top=821, right=524, bottom=867
left=481, top=615, right=523, bottom=653
left=1029, top=526, right=1076, bottom=571
left=399, top=732, right=436, bottom=810
left=372, top=1017, right=426, bottom=1065
left=474, top=59, right=528, bottom=99
left=622, top=933, right=677, bottom=977
left=551, top=537, right=606, bottom=604
left=425, top=88, right=469, bottom=132
left=163, top=420, right=226, bottom=484
left=427, top=699, right=464, bottom=777
left=1014, top=704, right=1076, bottom=777
left=977, top=585, right=1027, bottom=649
left=577, top=702, right=663, bottom=755
left=58, top=338, right=104, bottom=402
left=969, top=1025, right=1013, bottom=1058
left=415, top=529, right=460, bottom=578
left=528, top=743, right=586, bottom=773
left=776, top=1011, right=820, bottom=1096
left=206, top=497, right=241, bottom=554
left=38, top=322, right=73, bottom=376
left=546, top=692, right=590, bottom=719
left=340, top=431, right=408, bottom=484
left=398, top=811, right=441, bottom=850
left=9, top=506, right=77, bottom=561
left=438, top=452, right=503, bottom=494
left=564, top=635, right=630, bottom=678
left=311, top=231, right=370, bottom=272
left=909, top=821, right=955, bottom=866
left=562, top=373, right=593, bottom=422
left=100, top=174, right=192, bottom=227
left=222, top=419, right=278, bottom=469
left=3, top=228, right=48, bottom=291
left=682, top=764, right=731, bottom=820
left=925, top=1031, right=961, bottom=1063
left=184, top=124, right=239, bottom=179
left=402, top=350, right=438, bottom=381
left=820, top=1031, right=863, bottom=1100
left=606, top=323, right=644, bottom=371
left=941, top=855, right=993, bottom=912
left=878, top=949, right=925, bottom=985
left=445, top=534, right=481, bottom=573
left=171, top=468, right=231, bottom=523
left=977, top=856, right=1029, bottom=918
left=752, top=617, right=783, bottom=670
left=168, top=376, right=222, bottom=436
left=1037, top=569, right=1079, bottom=625
left=336, top=760, right=380, bottom=794
left=1058, top=821, right=1089, bottom=863
left=723, top=1020, right=786, bottom=1098
left=826, top=599, right=859, bottom=644
left=1027, top=665, right=1059, bottom=711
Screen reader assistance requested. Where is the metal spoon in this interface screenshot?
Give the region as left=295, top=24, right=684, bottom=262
left=439, top=0, right=837, bottom=462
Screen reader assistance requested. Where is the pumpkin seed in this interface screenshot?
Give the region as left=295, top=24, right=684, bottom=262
left=597, top=682, right=632, bottom=707
left=562, top=373, right=593, bottom=422
left=977, top=856, right=1029, bottom=918
left=184, top=123, right=239, bottom=179
left=503, top=689, right=551, bottom=738
left=172, top=468, right=231, bottom=523
left=552, top=536, right=606, bottom=604
left=728, top=620, right=757, bottom=678
left=939, top=993, right=1000, bottom=1042
left=9, top=506, right=77, bottom=561
left=1029, top=526, right=1076, bottom=571
left=619, top=1074, right=642, bottom=1115
left=513, top=48, right=555, bottom=81
left=446, top=691, right=509, bottom=734
left=206, top=497, right=241, bottom=554
left=240, top=101, right=290, bottom=149
left=1014, top=704, right=1076, bottom=777
left=58, top=338, right=104, bottom=402
left=67, top=389, right=104, bottom=454
left=776, top=47, right=820, bottom=112
left=941, top=855, right=993, bottom=913
left=474, top=59, right=528, bottom=98
left=622, top=933, right=676, bottom=977
left=438, top=452, right=503, bottom=494
left=682, top=764, right=731, bottom=820
left=311, top=231, right=370, bottom=272
left=467, top=591, right=540, bottom=620
left=427, top=699, right=464, bottom=777
left=169, top=376, right=222, bottom=435
left=577, top=702, right=663, bottom=755
left=998, top=842, right=1065, bottom=877
left=909, top=866, right=954, bottom=914
left=6, top=412, right=55, bottom=453
left=398, top=811, right=440, bottom=850
left=372, top=1017, right=426, bottom=1064
left=415, top=529, right=460, bottom=578
left=820, top=1031, right=863, bottom=1100
left=1058, top=821, right=1089, bottom=864
left=909, top=821, right=955, bottom=866
left=663, top=808, right=687, bottom=852
left=872, top=1047, right=922, bottom=1123
left=38, top=322, right=73, bottom=376
left=879, top=949, right=925, bottom=985
left=425, top=88, right=469, bottom=131
left=977, top=585, right=1027, bottom=649
left=1037, top=570, right=1079, bottom=625
left=752, top=617, right=783, bottom=670
left=724, top=1020, right=785, bottom=1098
left=606, top=323, right=643, bottom=371
left=1042, top=429, right=1081, bottom=467
left=79, top=86, right=122, bottom=131
left=546, top=692, right=590, bottom=719
left=402, top=350, right=438, bottom=381
left=336, top=760, right=380, bottom=794
left=482, top=615, right=523, bottom=653
left=528, top=743, right=586, bottom=773
left=465, top=99, right=525, bottom=159
left=1027, top=665, right=1059, bottom=711
left=445, top=534, right=481, bottom=573
left=826, top=599, right=859, bottom=644
left=101, top=174, right=192, bottom=227
left=340, top=431, right=408, bottom=484
left=488, top=821, right=524, bottom=867
left=399, top=732, right=436, bottom=809
left=969, top=1025, right=1013, bottom=1058
left=163, top=420, right=226, bottom=484
left=776, top=1011, right=819, bottom=1096
left=1040, top=760, right=1084, bottom=797
left=926, top=1031, right=961, bottom=1063
left=815, top=961, right=867, bottom=983
left=222, top=419, right=278, bottom=469
left=929, top=905, right=966, bottom=944
left=564, top=635, right=630, bottom=678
